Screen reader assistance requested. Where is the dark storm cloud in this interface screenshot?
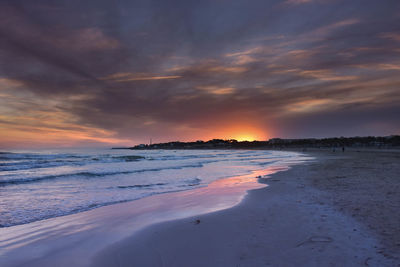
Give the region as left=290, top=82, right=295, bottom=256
left=0, top=0, right=399, bottom=145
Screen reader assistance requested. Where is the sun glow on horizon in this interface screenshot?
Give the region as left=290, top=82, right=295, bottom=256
left=234, top=135, right=258, bottom=142
left=217, top=124, right=268, bottom=142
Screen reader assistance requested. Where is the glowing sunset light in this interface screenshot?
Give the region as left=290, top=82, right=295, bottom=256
left=234, top=135, right=258, bottom=142
left=217, top=124, right=268, bottom=142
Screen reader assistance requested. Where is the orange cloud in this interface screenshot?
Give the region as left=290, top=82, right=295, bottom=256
left=208, top=66, right=247, bottom=73
left=101, top=72, right=181, bottom=82
left=0, top=78, right=23, bottom=88
left=0, top=120, right=130, bottom=148
left=0, top=102, right=131, bottom=148
left=308, top=19, right=360, bottom=38
left=351, top=62, right=400, bottom=72
left=286, top=99, right=332, bottom=113
left=225, top=47, right=263, bottom=57
left=298, top=69, right=358, bottom=81
left=197, top=86, right=236, bottom=95
left=377, top=64, right=400, bottom=71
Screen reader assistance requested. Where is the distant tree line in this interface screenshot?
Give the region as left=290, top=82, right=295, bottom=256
left=124, top=135, right=400, bottom=150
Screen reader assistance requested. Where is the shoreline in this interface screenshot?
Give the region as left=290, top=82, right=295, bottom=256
left=92, top=150, right=399, bottom=266
left=0, top=152, right=305, bottom=267
left=0, top=149, right=305, bottom=229
left=1, top=149, right=398, bottom=266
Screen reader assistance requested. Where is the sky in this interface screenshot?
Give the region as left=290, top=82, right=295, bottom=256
left=0, top=0, right=399, bottom=148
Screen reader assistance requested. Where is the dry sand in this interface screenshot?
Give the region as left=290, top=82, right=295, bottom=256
left=305, top=150, right=400, bottom=262
left=92, top=150, right=400, bottom=267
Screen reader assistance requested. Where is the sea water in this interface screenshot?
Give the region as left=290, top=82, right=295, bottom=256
left=0, top=149, right=307, bottom=227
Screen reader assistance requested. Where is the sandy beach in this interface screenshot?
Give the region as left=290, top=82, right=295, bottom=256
left=92, top=149, right=400, bottom=267
left=1, top=149, right=399, bottom=266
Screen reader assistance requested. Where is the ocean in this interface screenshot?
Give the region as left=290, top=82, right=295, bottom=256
left=0, top=148, right=308, bottom=227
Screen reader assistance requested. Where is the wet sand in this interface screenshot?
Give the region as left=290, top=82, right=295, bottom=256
left=92, top=150, right=400, bottom=266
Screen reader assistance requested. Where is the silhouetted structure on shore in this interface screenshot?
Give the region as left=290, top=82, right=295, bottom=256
left=117, top=135, right=400, bottom=150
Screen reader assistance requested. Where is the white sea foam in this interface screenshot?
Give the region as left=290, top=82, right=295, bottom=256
left=0, top=149, right=309, bottom=227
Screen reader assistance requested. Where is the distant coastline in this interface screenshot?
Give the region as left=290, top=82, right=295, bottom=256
left=114, top=135, right=400, bottom=150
